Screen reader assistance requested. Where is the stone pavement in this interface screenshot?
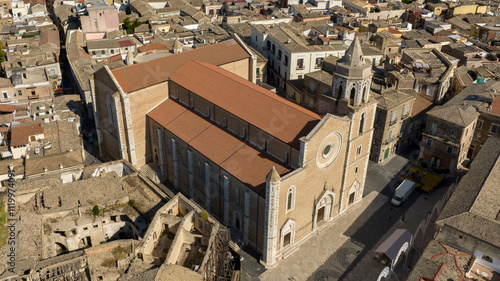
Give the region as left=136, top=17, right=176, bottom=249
left=259, top=191, right=388, bottom=281
left=259, top=149, right=449, bottom=281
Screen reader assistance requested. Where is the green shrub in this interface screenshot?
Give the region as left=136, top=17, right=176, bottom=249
left=200, top=210, right=209, bottom=221
left=92, top=205, right=100, bottom=217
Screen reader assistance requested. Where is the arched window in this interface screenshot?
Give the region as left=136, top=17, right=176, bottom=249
left=286, top=186, right=295, bottom=212
left=337, top=84, right=343, bottom=99
left=350, top=87, right=356, bottom=106
left=233, top=211, right=241, bottom=231
left=359, top=113, right=365, bottom=134
left=363, top=86, right=369, bottom=102
left=106, top=95, right=116, bottom=127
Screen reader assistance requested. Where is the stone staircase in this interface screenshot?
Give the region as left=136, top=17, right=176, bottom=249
left=139, top=163, right=165, bottom=184
left=138, top=163, right=175, bottom=198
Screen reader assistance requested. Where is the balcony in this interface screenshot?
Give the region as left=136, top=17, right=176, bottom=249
left=422, top=132, right=459, bottom=146
left=419, top=141, right=458, bottom=157
left=389, top=119, right=397, bottom=126
left=401, top=113, right=410, bottom=120
left=296, top=65, right=305, bottom=70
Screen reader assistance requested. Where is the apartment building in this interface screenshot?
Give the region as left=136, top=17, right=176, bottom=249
left=419, top=104, right=478, bottom=172
left=250, top=24, right=348, bottom=89
left=371, top=89, right=415, bottom=163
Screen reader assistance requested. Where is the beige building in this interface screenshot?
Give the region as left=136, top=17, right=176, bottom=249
left=436, top=80, right=500, bottom=160
left=419, top=104, right=478, bottom=172
left=146, top=38, right=376, bottom=267
left=371, top=89, right=415, bottom=163
left=92, top=37, right=258, bottom=168
left=385, top=48, right=456, bottom=104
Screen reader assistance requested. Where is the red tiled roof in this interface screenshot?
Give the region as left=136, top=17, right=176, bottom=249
left=170, top=60, right=321, bottom=148
left=118, top=40, right=135, bottom=47
left=490, top=96, right=500, bottom=114
left=24, top=0, right=46, bottom=5
left=412, top=95, right=434, bottom=118
left=137, top=43, right=172, bottom=52
left=39, top=28, right=60, bottom=47
left=0, top=104, right=15, bottom=113
left=148, top=100, right=289, bottom=196
left=10, top=122, right=43, bottom=147
left=109, top=54, right=123, bottom=62
left=110, top=39, right=250, bottom=93
left=388, top=27, right=402, bottom=34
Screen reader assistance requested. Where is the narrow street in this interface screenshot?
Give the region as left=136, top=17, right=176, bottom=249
left=45, top=0, right=101, bottom=166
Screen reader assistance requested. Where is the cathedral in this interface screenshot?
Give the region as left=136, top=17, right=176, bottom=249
left=145, top=38, right=376, bottom=267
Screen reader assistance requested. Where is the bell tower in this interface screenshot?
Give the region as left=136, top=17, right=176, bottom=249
left=332, top=37, right=373, bottom=114
left=332, top=37, right=377, bottom=213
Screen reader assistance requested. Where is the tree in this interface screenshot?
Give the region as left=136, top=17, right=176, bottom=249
left=92, top=205, right=100, bottom=217
left=122, top=17, right=146, bottom=34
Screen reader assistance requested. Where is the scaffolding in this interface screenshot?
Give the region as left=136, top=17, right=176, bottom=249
left=204, top=227, right=236, bottom=281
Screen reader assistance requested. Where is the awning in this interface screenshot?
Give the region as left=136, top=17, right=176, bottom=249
left=375, top=229, right=413, bottom=261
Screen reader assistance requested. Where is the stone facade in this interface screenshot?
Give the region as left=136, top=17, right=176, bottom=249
left=371, top=90, right=415, bottom=163
left=419, top=106, right=478, bottom=172
left=92, top=39, right=254, bottom=168
left=146, top=38, right=377, bottom=267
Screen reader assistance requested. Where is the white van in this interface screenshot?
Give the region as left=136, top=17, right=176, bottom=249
left=391, top=179, right=416, bottom=206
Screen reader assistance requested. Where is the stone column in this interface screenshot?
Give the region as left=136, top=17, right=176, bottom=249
left=263, top=167, right=280, bottom=267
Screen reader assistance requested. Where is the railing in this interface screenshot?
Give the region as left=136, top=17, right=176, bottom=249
left=296, top=65, right=304, bottom=70
left=401, top=113, right=409, bottom=120
left=389, top=119, right=397, bottom=126
left=422, top=132, right=459, bottom=145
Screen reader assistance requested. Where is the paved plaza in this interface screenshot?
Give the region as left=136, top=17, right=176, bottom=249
left=246, top=151, right=456, bottom=281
